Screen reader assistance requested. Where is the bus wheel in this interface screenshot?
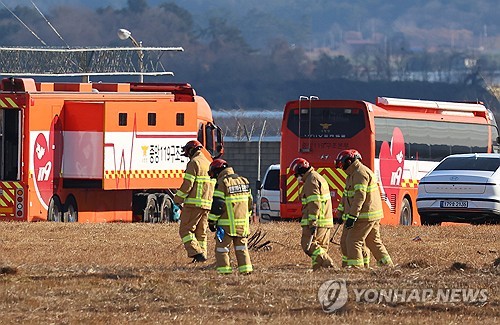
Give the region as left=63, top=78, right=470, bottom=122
left=399, top=198, right=412, bottom=225
left=143, top=195, right=158, bottom=223
left=63, top=196, right=78, bottom=222
left=160, top=195, right=174, bottom=223
left=48, top=196, right=63, bottom=222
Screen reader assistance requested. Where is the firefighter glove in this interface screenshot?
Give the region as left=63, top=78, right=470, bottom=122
left=334, top=217, right=343, bottom=225
left=172, top=204, right=181, bottom=221
left=208, top=220, right=217, bottom=232
left=345, top=214, right=358, bottom=229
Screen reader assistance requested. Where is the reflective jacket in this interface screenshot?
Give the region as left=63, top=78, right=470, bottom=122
left=337, top=160, right=383, bottom=221
left=208, top=167, right=253, bottom=237
left=299, top=167, right=334, bottom=228
left=174, top=150, right=215, bottom=209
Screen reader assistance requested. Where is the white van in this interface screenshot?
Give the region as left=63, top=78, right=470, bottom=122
left=257, top=164, right=280, bottom=221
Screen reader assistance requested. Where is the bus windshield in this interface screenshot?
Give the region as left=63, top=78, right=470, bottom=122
left=286, top=107, right=366, bottom=138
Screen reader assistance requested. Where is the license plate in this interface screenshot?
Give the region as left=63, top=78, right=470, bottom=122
left=440, top=200, right=468, bottom=208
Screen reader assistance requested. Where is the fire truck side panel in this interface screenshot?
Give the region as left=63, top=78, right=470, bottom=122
left=102, top=100, right=197, bottom=190
left=63, top=101, right=104, bottom=179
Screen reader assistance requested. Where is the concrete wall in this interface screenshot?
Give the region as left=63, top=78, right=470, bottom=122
left=222, top=141, right=280, bottom=197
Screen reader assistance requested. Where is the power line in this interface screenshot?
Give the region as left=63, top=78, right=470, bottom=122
left=30, top=0, right=70, bottom=48
left=0, top=0, right=47, bottom=46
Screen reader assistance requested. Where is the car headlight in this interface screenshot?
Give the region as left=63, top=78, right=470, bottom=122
left=260, top=197, right=270, bottom=210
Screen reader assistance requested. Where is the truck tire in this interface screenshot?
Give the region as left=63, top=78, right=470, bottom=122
left=63, top=195, right=78, bottom=222
left=160, top=195, right=174, bottom=223
left=143, top=194, right=159, bottom=223
left=399, top=197, right=412, bottom=225
left=48, top=196, right=63, bottom=222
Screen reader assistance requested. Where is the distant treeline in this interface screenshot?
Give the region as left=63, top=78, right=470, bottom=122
left=0, top=0, right=498, bottom=113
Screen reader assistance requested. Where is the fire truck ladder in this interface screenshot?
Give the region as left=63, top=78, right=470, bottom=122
left=0, top=46, right=184, bottom=79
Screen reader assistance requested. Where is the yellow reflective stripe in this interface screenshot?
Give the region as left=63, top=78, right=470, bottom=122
left=217, top=266, right=233, bottom=274
left=184, top=198, right=212, bottom=206
left=363, top=256, right=370, bottom=264
left=317, top=218, right=333, bottom=227
left=343, top=190, right=354, bottom=197
left=208, top=214, right=219, bottom=221
left=304, top=193, right=330, bottom=204
left=300, top=218, right=309, bottom=226
left=347, top=258, right=363, bottom=266
left=214, top=190, right=225, bottom=198
left=311, top=247, right=325, bottom=266
left=358, top=209, right=383, bottom=219
left=225, top=195, right=249, bottom=203
left=338, top=203, right=344, bottom=212
left=377, top=255, right=393, bottom=266
left=182, top=233, right=195, bottom=243
left=238, top=264, right=253, bottom=273
left=342, top=255, right=348, bottom=262
left=176, top=190, right=188, bottom=199
left=217, top=219, right=248, bottom=226
left=354, top=183, right=368, bottom=191
left=183, top=173, right=195, bottom=182
left=195, top=176, right=212, bottom=182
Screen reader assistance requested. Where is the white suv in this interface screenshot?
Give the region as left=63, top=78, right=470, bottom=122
left=257, top=164, right=280, bottom=221
left=417, top=153, right=500, bottom=225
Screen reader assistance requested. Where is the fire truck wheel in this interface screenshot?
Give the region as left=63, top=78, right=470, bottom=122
left=48, top=196, right=63, bottom=222
left=63, top=196, right=78, bottom=222
left=400, top=197, right=412, bottom=226
left=160, top=195, right=173, bottom=223
left=143, top=195, right=159, bottom=223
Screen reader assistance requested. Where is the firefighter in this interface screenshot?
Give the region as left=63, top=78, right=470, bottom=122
left=335, top=149, right=393, bottom=268
left=290, top=158, right=335, bottom=271
left=208, top=159, right=253, bottom=275
left=174, top=140, right=215, bottom=263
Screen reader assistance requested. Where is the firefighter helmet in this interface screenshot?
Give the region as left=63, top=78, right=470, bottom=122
left=209, top=158, right=228, bottom=178
left=182, top=140, right=203, bottom=157
left=335, top=149, right=362, bottom=170
left=289, top=157, right=311, bottom=176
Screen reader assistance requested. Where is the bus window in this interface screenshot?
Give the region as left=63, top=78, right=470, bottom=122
left=287, top=107, right=365, bottom=138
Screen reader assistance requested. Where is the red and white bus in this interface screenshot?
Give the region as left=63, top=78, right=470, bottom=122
left=280, top=96, right=499, bottom=225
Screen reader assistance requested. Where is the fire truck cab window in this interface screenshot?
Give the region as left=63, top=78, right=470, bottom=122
left=287, top=107, right=366, bottom=138
left=119, top=113, right=127, bottom=126
left=176, top=113, right=184, bottom=126
left=205, top=123, right=215, bottom=155
left=148, top=113, right=156, bottom=126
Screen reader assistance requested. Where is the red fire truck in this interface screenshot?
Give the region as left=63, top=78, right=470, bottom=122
left=280, top=96, right=498, bottom=225
left=0, top=77, right=223, bottom=222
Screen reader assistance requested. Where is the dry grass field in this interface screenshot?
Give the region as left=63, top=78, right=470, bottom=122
left=1, top=222, right=499, bottom=324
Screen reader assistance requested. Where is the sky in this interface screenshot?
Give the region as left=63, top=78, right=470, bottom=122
left=0, top=0, right=126, bottom=11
